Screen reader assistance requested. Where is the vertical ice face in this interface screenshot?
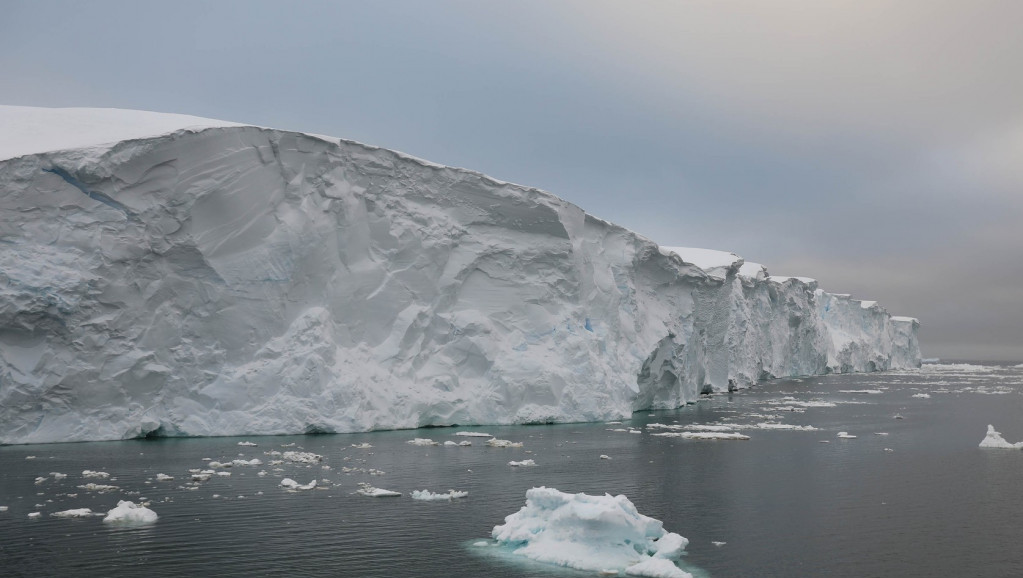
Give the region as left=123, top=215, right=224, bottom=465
left=0, top=107, right=920, bottom=444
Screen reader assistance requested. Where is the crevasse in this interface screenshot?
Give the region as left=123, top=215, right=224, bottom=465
left=0, top=108, right=920, bottom=444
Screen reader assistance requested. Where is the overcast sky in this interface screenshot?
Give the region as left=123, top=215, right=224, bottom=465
left=3, top=1, right=1021, bottom=360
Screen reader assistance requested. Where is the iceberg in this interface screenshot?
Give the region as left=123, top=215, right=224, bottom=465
left=51, top=508, right=94, bottom=518
left=979, top=425, right=1022, bottom=449
left=102, top=501, right=158, bottom=524
left=0, top=106, right=921, bottom=444
left=411, top=489, right=468, bottom=501
left=356, top=483, right=401, bottom=497
left=492, top=487, right=691, bottom=578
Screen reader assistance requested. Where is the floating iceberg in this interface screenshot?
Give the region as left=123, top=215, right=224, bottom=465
left=0, top=106, right=920, bottom=444
left=281, top=451, right=322, bottom=464
left=979, top=425, right=1023, bottom=449
left=652, top=432, right=750, bottom=441
left=356, top=483, right=401, bottom=497
left=103, top=501, right=157, bottom=524
left=51, top=508, right=94, bottom=518
left=492, top=487, right=691, bottom=578
left=280, top=478, right=317, bottom=490
left=411, top=489, right=468, bottom=501
left=487, top=439, right=524, bottom=448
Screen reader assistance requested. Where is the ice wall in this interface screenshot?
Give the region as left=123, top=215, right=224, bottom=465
left=0, top=108, right=920, bottom=443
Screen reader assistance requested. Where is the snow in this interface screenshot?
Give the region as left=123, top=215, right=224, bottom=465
left=660, top=247, right=742, bottom=279
left=0, top=106, right=920, bottom=444
left=356, top=483, right=401, bottom=497
left=0, top=105, right=242, bottom=161
left=492, top=487, right=691, bottom=577
left=102, top=501, right=158, bottom=524
left=979, top=425, right=1023, bottom=449
left=411, top=489, right=468, bottom=501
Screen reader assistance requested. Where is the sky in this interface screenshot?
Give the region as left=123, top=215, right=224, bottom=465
left=2, top=0, right=1021, bottom=360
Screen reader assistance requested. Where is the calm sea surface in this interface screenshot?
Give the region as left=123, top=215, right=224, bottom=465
left=2, top=363, right=1022, bottom=577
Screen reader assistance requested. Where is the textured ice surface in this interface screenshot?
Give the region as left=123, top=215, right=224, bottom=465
left=0, top=106, right=920, bottom=443
left=979, top=425, right=1022, bottom=449
left=411, top=489, right=468, bottom=501
left=103, top=501, right=157, bottom=524
left=492, top=487, right=691, bottom=577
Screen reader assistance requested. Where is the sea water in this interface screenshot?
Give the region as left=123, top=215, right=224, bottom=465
left=1, top=363, right=1021, bottom=577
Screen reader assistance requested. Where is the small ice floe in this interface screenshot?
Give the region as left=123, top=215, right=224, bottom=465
left=979, top=425, right=1023, bottom=449
left=912, top=393, right=931, bottom=399
left=231, top=458, right=262, bottom=466
left=600, top=455, right=611, bottom=460
left=684, top=424, right=736, bottom=432
left=77, top=483, right=119, bottom=492
left=756, top=423, right=818, bottom=431
left=884, top=448, right=895, bottom=453
left=34, top=476, right=47, bottom=485
left=486, top=438, right=523, bottom=448
left=628, top=429, right=642, bottom=434
left=237, top=441, right=258, bottom=447
left=82, top=470, right=110, bottom=479
left=50, top=472, right=67, bottom=480
left=652, top=432, right=750, bottom=441
left=893, top=414, right=904, bottom=419
left=839, top=390, right=884, bottom=394
left=51, top=508, right=94, bottom=518
left=279, top=478, right=317, bottom=490
left=154, top=473, right=174, bottom=481
left=351, top=443, right=373, bottom=449
left=103, top=501, right=158, bottom=524
left=25, top=456, right=36, bottom=460
left=837, top=432, right=857, bottom=439
left=28, top=512, right=41, bottom=518
left=873, top=432, right=889, bottom=436
left=712, top=541, right=727, bottom=547
left=454, top=431, right=493, bottom=437
left=191, top=470, right=214, bottom=482
left=282, top=451, right=322, bottom=463
left=411, top=489, right=468, bottom=501
left=605, top=421, right=623, bottom=425
left=407, top=438, right=439, bottom=446
left=0, top=506, right=7, bottom=512
left=491, top=487, right=691, bottom=578
left=356, top=483, right=401, bottom=497
left=216, top=471, right=231, bottom=477
left=509, top=459, right=537, bottom=467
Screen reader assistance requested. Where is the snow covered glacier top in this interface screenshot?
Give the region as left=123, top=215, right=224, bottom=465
left=0, top=106, right=920, bottom=444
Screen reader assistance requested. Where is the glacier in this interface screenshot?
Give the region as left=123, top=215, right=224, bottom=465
left=0, top=106, right=920, bottom=444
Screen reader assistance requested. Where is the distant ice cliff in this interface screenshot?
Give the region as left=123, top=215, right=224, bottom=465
left=0, top=106, right=920, bottom=444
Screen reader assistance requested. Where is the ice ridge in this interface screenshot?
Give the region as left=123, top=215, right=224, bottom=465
left=0, top=106, right=921, bottom=444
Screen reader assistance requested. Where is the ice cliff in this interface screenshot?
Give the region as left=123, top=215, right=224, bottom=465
left=0, top=106, right=921, bottom=444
